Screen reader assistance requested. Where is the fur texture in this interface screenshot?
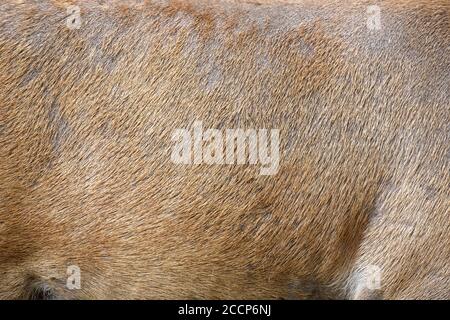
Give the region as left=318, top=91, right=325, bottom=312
left=0, top=0, right=449, bottom=299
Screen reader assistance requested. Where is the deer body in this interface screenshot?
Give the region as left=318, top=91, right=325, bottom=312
left=0, top=0, right=449, bottom=299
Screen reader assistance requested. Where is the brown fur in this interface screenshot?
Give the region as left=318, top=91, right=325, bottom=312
left=0, top=0, right=449, bottom=299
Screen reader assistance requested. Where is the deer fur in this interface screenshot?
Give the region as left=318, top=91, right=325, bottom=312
left=0, top=0, right=449, bottom=299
